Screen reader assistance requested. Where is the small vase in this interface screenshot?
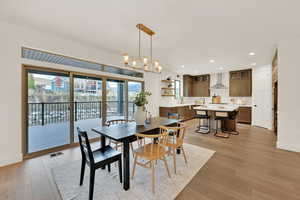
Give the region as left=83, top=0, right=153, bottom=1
left=134, top=106, right=146, bottom=125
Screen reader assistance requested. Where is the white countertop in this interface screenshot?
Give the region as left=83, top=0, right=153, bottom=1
left=160, top=103, right=198, bottom=108
left=160, top=103, right=252, bottom=108
left=194, top=105, right=239, bottom=112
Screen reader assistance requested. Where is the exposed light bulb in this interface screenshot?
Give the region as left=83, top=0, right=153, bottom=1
left=249, top=52, right=255, bottom=56
left=132, top=60, right=137, bottom=66
left=209, top=59, right=215, bottom=63
left=154, top=60, right=159, bottom=67
left=143, top=57, right=148, bottom=64
left=123, top=53, right=129, bottom=65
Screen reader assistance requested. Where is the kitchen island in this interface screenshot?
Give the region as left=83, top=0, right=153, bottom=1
left=194, top=104, right=239, bottom=136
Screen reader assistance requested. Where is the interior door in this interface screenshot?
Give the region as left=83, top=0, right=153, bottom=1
left=252, top=66, right=272, bottom=129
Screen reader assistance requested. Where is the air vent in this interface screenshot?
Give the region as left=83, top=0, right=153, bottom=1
left=22, top=47, right=143, bottom=78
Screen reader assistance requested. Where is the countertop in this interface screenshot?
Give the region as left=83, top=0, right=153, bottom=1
left=194, top=105, right=239, bottom=112
left=160, top=103, right=252, bottom=108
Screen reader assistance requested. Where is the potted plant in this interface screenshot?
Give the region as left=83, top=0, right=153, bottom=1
left=134, top=91, right=152, bottom=125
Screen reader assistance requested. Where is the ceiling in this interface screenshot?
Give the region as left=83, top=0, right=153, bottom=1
left=1, top=0, right=300, bottom=75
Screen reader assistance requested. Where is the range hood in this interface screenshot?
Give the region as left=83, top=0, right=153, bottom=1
left=210, top=73, right=228, bottom=89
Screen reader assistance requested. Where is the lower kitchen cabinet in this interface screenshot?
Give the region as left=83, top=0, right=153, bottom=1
left=159, top=105, right=196, bottom=121
left=237, top=106, right=252, bottom=124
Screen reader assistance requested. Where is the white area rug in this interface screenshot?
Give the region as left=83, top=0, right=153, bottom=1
left=52, top=143, right=215, bottom=200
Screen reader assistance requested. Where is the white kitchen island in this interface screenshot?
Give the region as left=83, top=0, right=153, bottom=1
left=194, top=104, right=239, bottom=137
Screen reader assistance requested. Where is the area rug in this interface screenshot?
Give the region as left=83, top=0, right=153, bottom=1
left=52, top=143, right=215, bottom=200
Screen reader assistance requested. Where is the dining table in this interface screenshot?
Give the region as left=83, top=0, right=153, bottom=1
left=92, top=117, right=179, bottom=191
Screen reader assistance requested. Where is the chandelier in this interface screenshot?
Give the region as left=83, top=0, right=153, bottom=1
left=123, top=24, right=162, bottom=73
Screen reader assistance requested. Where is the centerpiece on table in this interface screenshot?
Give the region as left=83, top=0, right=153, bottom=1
left=133, top=91, right=151, bottom=125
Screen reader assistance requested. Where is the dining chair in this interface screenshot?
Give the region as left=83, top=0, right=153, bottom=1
left=167, top=112, right=180, bottom=119
left=160, top=123, right=188, bottom=174
left=77, top=127, right=122, bottom=200
left=106, top=119, right=135, bottom=155
left=131, top=131, right=171, bottom=194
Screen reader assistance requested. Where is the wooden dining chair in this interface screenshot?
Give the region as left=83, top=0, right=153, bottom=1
left=160, top=123, right=188, bottom=174
left=77, top=127, right=122, bottom=200
left=131, top=131, right=171, bottom=194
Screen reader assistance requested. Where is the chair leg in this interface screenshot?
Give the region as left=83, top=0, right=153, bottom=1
left=181, top=146, right=188, bottom=164
left=130, top=143, right=134, bottom=157
left=131, top=155, right=138, bottom=179
left=173, top=149, right=177, bottom=174
left=108, top=163, right=111, bottom=173
left=151, top=161, right=155, bottom=194
left=89, top=168, right=95, bottom=200
left=79, top=159, right=86, bottom=186
left=118, top=158, right=122, bottom=183
left=162, top=155, right=171, bottom=178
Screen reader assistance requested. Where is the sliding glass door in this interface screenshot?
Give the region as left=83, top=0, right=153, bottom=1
left=73, top=75, right=102, bottom=141
left=26, top=70, right=70, bottom=153
left=106, top=79, right=125, bottom=121
left=24, top=66, right=144, bottom=155
left=128, top=81, right=142, bottom=120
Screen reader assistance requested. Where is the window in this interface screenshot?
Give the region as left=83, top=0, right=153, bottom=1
left=174, top=80, right=181, bottom=99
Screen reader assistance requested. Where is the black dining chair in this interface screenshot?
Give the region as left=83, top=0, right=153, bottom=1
left=77, top=127, right=122, bottom=200
left=195, top=110, right=210, bottom=134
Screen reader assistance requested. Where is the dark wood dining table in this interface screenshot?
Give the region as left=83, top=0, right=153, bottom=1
left=92, top=117, right=179, bottom=191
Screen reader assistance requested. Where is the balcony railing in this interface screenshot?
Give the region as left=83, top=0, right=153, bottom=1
left=28, top=101, right=136, bottom=126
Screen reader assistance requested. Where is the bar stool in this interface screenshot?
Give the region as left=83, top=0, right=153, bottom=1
left=214, top=111, right=230, bottom=138
left=195, top=110, right=210, bottom=134
left=226, top=110, right=239, bottom=135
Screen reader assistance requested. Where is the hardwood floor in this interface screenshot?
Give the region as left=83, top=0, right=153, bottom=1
left=1, top=120, right=300, bottom=200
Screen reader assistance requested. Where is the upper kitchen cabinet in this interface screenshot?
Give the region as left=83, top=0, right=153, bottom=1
left=183, top=75, right=193, bottom=97
left=183, top=74, right=210, bottom=97
left=229, top=69, right=252, bottom=97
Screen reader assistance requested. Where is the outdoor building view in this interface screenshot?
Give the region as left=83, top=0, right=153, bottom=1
left=27, top=72, right=142, bottom=153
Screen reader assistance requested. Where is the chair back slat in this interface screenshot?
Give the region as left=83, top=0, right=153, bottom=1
left=106, top=119, right=128, bottom=126
left=215, top=111, right=228, bottom=117
left=196, top=110, right=208, bottom=116
left=160, top=123, right=187, bottom=147
left=77, top=127, right=94, bottom=164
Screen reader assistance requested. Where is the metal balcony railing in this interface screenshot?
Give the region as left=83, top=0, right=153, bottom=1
left=28, top=101, right=136, bottom=126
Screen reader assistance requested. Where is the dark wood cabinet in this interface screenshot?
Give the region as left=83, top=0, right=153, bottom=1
left=183, top=75, right=193, bottom=97
left=237, top=106, right=252, bottom=124
left=159, top=106, right=196, bottom=121
left=229, top=69, right=252, bottom=97
left=183, top=74, right=210, bottom=97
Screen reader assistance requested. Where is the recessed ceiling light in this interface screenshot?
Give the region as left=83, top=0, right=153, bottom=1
left=251, top=62, right=257, bottom=66
left=249, top=52, right=255, bottom=56
left=218, top=67, right=224, bottom=70
left=181, top=65, right=185, bottom=68
left=209, top=59, right=215, bottom=63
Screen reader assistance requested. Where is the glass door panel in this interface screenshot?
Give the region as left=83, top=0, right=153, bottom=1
left=106, top=79, right=125, bottom=121
left=73, top=75, right=102, bottom=141
left=27, top=70, right=70, bottom=153
left=128, top=81, right=142, bottom=120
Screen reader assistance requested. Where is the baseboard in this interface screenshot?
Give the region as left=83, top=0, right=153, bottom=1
left=277, top=141, right=300, bottom=153
left=0, top=153, right=23, bottom=167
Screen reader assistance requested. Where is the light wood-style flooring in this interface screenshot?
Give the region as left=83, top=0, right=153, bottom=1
left=1, top=120, right=300, bottom=200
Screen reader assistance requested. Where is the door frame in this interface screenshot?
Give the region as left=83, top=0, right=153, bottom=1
left=22, top=64, right=144, bottom=159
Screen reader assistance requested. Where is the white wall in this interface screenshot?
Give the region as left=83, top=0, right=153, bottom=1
left=0, top=21, right=162, bottom=166
left=277, top=39, right=300, bottom=152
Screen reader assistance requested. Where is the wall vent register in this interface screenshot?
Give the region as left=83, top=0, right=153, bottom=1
left=21, top=47, right=143, bottom=78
